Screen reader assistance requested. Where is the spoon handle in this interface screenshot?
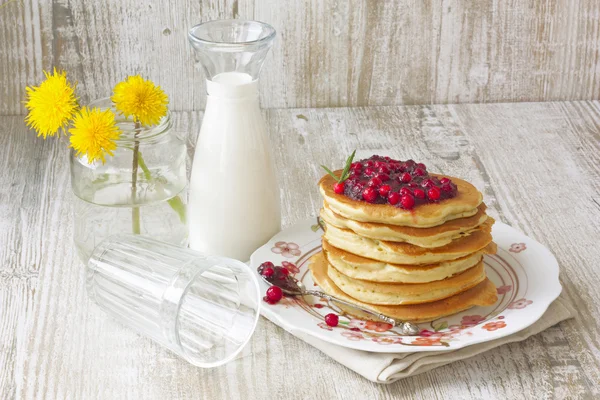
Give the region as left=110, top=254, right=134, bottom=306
left=305, top=289, right=397, bottom=328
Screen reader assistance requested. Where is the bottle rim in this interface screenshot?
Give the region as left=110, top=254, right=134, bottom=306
left=188, top=19, right=276, bottom=49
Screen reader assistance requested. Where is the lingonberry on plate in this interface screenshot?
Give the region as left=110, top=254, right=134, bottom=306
left=399, top=187, right=411, bottom=196
left=265, top=286, right=283, bottom=304
left=362, top=187, right=378, bottom=202
left=324, top=313, right=339, bottom=327
left=333, top=182, right=345, bottom=194
left=388, top=191, right=400, bottom=205
left=375, top=173, right=390, bottom=182
left=421, top=178, right=435, bottom=188
left=378, top=184, right=391, bottom=197
left=368, top=177, right=382, bottom=187
left=428, top=186, right=441, bottom=200
left=378, top=165, right=390, bottom=174
left=262, top=267, right=274, bottom=278
left=400, top=172, right=412, bottom=183
left=441, top=183, right=453, bottom=192
left=400, top=194, right=415, bottom=209
left=413, top=188, right=425, bottom=199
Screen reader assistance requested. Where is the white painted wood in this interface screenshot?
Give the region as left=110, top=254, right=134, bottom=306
left=1, top=102, right=599, bottom=399
left=2, top=1, right=600, bottom=114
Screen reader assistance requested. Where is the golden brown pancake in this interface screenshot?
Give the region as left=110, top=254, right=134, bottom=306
left=323, top=239, right=497, bottom=283
left=328, top=260, right=487, bottom=305
left=319, top=171, right=483, bottom=228
left=320, top=202, right=489, bottom=247
left=323, top=218, right=495, bottom=265
left=309, top=252, right=498, bottom=323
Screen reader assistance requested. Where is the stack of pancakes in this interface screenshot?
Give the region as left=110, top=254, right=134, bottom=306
left=310, top=171, right=498, bottom=323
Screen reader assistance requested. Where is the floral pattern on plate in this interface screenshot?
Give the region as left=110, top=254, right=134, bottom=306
left=271, top=241, right=302, bottom=258
left=251, top=218, right=562, bottom=353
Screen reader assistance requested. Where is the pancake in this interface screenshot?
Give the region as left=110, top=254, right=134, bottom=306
left=323, top=219, right=494, bottom=265
left=323, top=239, right=497, bottom=283
left=328, top=260, right=487, bottom=305
left=309, top=252, right=498, bottom=323
left=320, top=202, right=489, bottom=247
left=319, top=171, right=483, bottom=228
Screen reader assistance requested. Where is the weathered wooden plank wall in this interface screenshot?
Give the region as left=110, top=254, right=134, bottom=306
left=1, top=0, right=600, bottom=113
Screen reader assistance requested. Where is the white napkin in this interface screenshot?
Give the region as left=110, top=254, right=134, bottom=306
left=288, top=297, right=575, bottom=383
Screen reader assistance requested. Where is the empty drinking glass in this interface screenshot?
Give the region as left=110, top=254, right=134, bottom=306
left=87, top=235, right=260, bottom=368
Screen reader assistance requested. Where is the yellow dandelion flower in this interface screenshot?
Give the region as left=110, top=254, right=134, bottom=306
left=70, top=107, right=121, bottom=164
left=24, top=68, right=78, bottom=138
left=111, top=75, right=168, bottom=126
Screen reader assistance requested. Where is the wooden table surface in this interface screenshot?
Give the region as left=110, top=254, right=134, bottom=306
left=1, top=101, right=599, bottom=399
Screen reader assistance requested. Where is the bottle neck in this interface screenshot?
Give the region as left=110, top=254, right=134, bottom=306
left=206, top=72, right=259, bottom=99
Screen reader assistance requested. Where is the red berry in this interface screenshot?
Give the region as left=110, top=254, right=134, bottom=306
left=366, top=161, right=374, bottom=167
left=416, top=163, right=426, bottom=170
left=400, top=194, right=415, bottom=209
left=280, top=268, right=290, bottom=277
left=388, top=192, right=400, bottom=205
left=266, top=286, right=283, bottom=303
left=399, top=187, right=411, bottom=196
left=378, top=184, right=391, bottom=197
left=262, top=267, right=274, bottom=278
left=324, top=313, right=339, bottom=327
left=260, top=261, right=274, bottom=268
left=362, top=187, right=378, bottom=202
left=368, top=177, right=382, bottom=187
left=414, top=168, right=426, bottom=176
left=364, top=167, right=375, bottom=176
left=441, top=183, right=453, bottom=192
left=351, top=182, right=365, bottom=195
left=440, top=177, right=450, bottom=184
left=413, top=188, right=425, bottom=199
left=421, top=179, right=435, bottom=187
left=428, top=186, right=441, bottom=200
left=400, top=172, right=412, bottom=183
left=405, top=159, right=416, bottom=167
left=333, top=182, right=345, bottom=194
left=408, top=182, right=419, bottom=188
left=378, top=165, right=390, bottom=174
left=351, top=162, right=362, bottom=171
left=375, top=173, right=390, bottom=182
left=374, top=161, right=384, bottom=168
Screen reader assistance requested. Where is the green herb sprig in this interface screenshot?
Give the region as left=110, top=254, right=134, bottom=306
left=321, top=149, right=356, bottom=183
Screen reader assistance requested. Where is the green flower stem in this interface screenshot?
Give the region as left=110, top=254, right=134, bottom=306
left=131, top=122, right=141, bottom=234
left=137, top=153, right=186, bottom=223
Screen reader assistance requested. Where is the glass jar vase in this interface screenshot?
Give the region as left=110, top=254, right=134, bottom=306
left=70, top=98, right=188, bottom=261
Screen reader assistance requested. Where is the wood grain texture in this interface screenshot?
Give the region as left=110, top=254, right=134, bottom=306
left=0, top=0, right=52, bottom=114
left=2, top=102, right=599, bottom=399
left=2, top=0, right=600, bottom=114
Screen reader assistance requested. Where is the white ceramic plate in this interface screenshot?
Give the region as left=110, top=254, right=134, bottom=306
left=250, top=218, right=562, bottom=352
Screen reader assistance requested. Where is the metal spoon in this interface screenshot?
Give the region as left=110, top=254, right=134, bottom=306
left=261, top=275, right=420, bottom=336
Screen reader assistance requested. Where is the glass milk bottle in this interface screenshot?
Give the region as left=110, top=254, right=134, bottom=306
left=188, top=20, right=281, bottom=260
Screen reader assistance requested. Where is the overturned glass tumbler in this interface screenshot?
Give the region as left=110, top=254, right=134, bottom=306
left=87, top=235, right=261, bottom=368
